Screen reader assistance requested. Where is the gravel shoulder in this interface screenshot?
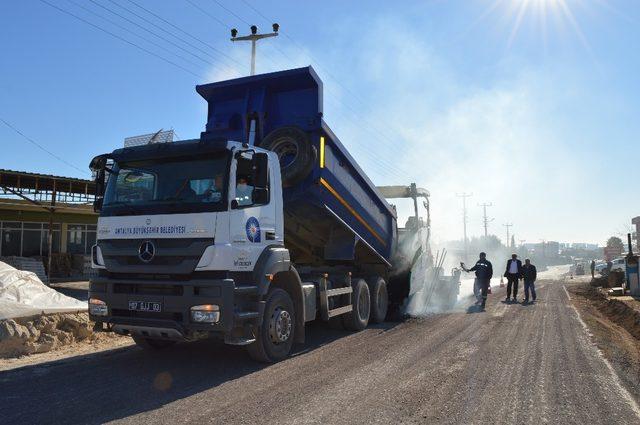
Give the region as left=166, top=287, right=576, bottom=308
left=565, top=278, right=640, bottom=401
left=1, top=278, right=639, bottom=424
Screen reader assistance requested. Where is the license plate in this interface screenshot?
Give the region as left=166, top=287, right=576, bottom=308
left=128, top=301, right=162, bottom=312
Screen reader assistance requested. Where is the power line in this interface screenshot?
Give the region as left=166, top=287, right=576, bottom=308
left=125, top=0, right=244, bottom=69
left=104, top=0, right=243, bottom=73
left=184, top=0, right=230, bottom=29
left=66, top=0, right=205, bottom=71
left=0, top=118, right=88, bottom=175
left=212, top=0, right=251, bottom=26
left=86, top=0, right=223, bottom=71
left=39, top=0, right=204, bottom=78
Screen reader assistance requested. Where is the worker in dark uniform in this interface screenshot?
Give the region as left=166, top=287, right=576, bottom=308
left=522, top=258, right=537, bottom=303
left=590, top=260, right=596, bottom=279
left=461, top=252, right=493, bottom=311
left=504, top=253, right=522, bottom=303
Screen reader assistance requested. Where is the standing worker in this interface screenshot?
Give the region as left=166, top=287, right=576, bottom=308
left=504, top=253, right=522, bottom=303
left=461, top=252, right=493, bottom=311
left=522, top=258, right=537, bottom=303
left=590, top=259, right=596, bottom=279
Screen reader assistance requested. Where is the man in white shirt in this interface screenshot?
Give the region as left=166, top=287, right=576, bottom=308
left=503, top=253, right=522, bottom=303
left=235, top=177, right=254, bottom=206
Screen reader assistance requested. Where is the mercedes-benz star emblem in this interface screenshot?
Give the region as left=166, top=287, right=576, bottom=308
left=138, top=240, right=155, bottom=263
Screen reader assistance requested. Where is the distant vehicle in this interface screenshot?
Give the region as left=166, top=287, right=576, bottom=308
left=610, top=258, right=626, bottom=272
left=575, top=264, right=585, bottom=275
left=595, top=262, right=608, bottom=274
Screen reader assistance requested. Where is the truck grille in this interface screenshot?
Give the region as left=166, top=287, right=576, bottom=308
left=98, top=238, right=212, bottom=275
left=113, top=283, right=184, bottom=296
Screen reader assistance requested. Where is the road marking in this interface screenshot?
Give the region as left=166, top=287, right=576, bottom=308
left=563, top=285, right=640, bottom=418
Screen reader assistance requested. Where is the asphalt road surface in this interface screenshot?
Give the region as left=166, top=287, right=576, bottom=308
left=2, top=279, right=639, bottom=424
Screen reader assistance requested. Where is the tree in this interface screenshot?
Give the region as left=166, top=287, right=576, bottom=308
left=606, top=236, right=624, bottom=251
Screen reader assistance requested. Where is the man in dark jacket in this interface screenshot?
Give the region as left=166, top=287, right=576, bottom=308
left=504, top=253, right=522, bottom=302
left=522, top=258, right=537, bottom=303
left=590, top=260, right=596, bottom=279
left=461, top=252, right=493, bottom=310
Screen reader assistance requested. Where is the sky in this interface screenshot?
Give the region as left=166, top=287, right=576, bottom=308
left=1, top=0, right=639, bottom=245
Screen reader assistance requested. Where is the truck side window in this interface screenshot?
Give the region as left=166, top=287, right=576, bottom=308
left=235, top=155, right=269, bottom=207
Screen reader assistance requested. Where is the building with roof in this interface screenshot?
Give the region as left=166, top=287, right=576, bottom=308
left=0, top=168, right=97, bottom=269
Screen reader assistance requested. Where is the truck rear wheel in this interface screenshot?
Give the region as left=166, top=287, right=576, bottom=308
left=247, top=288, right=295, bottom=363
left=367, top=276, right=388, bottom=323
left=343, top=279, right=370, bottom=331
left=260, top=126, right=315, bottom=187
left=132, top=336, right=176, bottom=350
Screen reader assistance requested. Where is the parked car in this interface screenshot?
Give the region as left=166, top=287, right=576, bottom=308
left=610, top=257, right=626, bottom=273
left=575, top=263, right=585, bottom=275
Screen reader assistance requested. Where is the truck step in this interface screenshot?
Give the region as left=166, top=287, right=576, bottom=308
left=235, top=285, right=259, bottom=296
left=327, top=305, right=353, bottom=318
left=326, top=287, right=353, bottom=297
left=235, top=311, right=261, bottom=321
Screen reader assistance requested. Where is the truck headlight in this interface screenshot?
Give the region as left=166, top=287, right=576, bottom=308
left=89, top=298, right=108, bottom=316
left=190, top=304, right=220, bottom=323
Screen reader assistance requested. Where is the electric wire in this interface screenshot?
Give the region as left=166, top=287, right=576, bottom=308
left=104, top=0, right=244, bottom=72
left=0, top=117, right=89, bottom=176
left=86, top=0, right=229, bottom=73
left=39, top=0, right=204, bottom=78
left=66, top=0, right=205, bottom=71
left=125, top=0, right=244, bottom=70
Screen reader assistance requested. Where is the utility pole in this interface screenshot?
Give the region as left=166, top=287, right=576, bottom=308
left=503, top=223, right=513, bottom=248
left=456, top=192, right=472, bottom=261
left=230, top=24, right=279, bottom=76
left=478, top=202, right=494, bottom=237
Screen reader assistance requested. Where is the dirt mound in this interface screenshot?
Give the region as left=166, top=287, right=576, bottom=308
left=572, top=284, right=640, bottom=341
left=0, top=312, right=118, bottom=358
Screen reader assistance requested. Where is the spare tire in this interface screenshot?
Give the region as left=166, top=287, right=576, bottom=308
left=260, top=126, right=315, bottom=187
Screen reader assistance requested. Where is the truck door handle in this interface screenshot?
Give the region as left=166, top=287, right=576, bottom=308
left=265, top=230, right=276, bottom=240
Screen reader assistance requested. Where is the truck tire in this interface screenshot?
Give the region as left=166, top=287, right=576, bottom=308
left=132, top=336, right=176, bottom=350
left=367, top=276, right=388, bottom=324
left=247, top=288, right=295, bottom=363
left=342, top=279, right=370, bottom=331
left=260, top=126, right=315, bottom=187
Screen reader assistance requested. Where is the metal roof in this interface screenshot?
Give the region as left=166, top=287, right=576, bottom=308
left=0, top=168, right=92, bottom=184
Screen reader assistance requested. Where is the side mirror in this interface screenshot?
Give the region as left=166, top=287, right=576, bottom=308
left=252, top=187, right=269, bottom=205
left=230, top=199, right=239, bottom=209
left=253, top=152, right=269, bottom=189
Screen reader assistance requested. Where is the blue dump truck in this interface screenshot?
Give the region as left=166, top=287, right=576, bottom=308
left=88, top=66, right=459, bottom=362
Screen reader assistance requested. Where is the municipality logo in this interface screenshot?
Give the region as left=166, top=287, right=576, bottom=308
left=245, top=217, right=261, bottom=243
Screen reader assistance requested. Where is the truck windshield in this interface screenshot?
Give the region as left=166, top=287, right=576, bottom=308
left=101, top=154, right=229, bottom=216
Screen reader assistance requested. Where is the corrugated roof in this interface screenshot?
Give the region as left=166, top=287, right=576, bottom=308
left=0, top=168, right=91, bottom=184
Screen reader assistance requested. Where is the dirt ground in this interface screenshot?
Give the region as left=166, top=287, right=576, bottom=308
left=3, top=278, right=640, bottom=424
left=565, top=277, right=640, bottom=401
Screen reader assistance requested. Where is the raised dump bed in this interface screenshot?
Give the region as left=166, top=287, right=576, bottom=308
left=196, top=66, right=397, bottom=270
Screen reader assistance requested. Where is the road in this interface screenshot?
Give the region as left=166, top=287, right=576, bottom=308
left=2, top=278, right=639, bottom=424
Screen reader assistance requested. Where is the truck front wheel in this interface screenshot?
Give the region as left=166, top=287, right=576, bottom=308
left=343, top=279, right=370, bottom=331
left=247, top=288, right=295, bottom=363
